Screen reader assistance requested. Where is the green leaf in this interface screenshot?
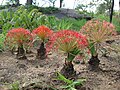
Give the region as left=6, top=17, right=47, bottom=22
left=70, top=79, right=86, bottom=86
left=89, top=42, right=96, bottom=56
left=60, top=85, right=70, bottom=89
left=0, top=34, right=5, bottom=52
left=67, top=48, right=80, bottom=61
left=56, top=72, right=73, bottom=84
left=56, top=72, right=86, bottom=90
left=11, top=82, right=19, bottom=90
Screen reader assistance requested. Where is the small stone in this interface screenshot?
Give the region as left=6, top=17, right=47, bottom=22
left=35, top=66, right=39, bottom=68
left=38, top=73, right=44, bottom=76
left=108, top=82, right=114, bottom=85
left=16, top=61, right=19, bottom=63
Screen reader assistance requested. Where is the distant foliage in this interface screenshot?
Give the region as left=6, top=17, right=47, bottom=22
left=0, top=6, right=43, bottom=32
left=39, top=6, right=59, bottom=14
left=60, top=18, right=87, bottom=31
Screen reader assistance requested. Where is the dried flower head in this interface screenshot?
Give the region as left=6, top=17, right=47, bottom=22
left=80, top=19, right=116, bottom=44
left=80, top=19, right=116, bottom=56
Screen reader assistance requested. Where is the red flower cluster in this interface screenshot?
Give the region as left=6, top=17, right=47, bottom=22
left=5, top=28, right=33, bottom=48
left=46, top=30, right=88, bottom=53
left=32, top=25, right=53, bottom=42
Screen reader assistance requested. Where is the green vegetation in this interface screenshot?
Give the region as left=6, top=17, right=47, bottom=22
left=25, top=5, right=59, bottom=14
left=0, top=34, right=5, bottom=52
left=68, top=18, right=87, bottom=31
left=0, top=5, right=87, bottom=33
left=39, top=6, right=59, bottom=14
left=10, top=82, right=19, bottom=90
left=56, top=72, right=86, bottom=90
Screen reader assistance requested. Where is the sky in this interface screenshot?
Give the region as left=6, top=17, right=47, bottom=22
left=0, top=0, right=119, bottom=11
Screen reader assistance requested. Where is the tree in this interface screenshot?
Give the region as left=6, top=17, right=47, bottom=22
left=49, top=0, right=57, bottom=7
left=75, top=4, right=88, bottom=14
left=110, top=0, right=114, bottom=23
left=26, top=0, right=33, bottom=5
left=96, top=0, right=112, bottom=14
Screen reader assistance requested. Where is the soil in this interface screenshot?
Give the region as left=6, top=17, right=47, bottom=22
left=0, top=35, right=120, bottom=90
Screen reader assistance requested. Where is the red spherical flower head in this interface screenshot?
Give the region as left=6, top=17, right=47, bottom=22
left=32, top=25, right=53, bottom=42
left=46, top=30, right=88, bottom=53
left=5, top=28, right=33, bottom=48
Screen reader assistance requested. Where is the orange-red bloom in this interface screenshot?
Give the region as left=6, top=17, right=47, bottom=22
left=5, top=28, right=33, bottom=48
left=32, top=25, right=53, bottom=42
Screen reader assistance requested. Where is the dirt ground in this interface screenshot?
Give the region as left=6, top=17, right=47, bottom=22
left=0, top=36, right=120, bottom=90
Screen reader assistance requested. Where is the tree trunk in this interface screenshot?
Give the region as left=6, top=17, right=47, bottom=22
left=36, top=42, right=46, bottom=60
left=60, top=0, right=63, bottom=8
left=110, top=0, right=114, bottom=23
left=26, top=0, right=33, bottom=5
left=17, top=45, right=27, bottom=59
left=61, top=59, right=76, bottom=78
left=53, top=2, right=55, bottom=7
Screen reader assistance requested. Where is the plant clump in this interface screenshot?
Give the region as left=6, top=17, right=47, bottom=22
left=47, top=30, right=88, bottom=78
left=32, top=25, right=53, bottom=60
left=81, top=19, right=116, bottom=70
left=5, top=28, right=33, bottom=59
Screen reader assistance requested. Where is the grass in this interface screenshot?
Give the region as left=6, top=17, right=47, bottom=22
left=63, top=18, right=87, bottom=31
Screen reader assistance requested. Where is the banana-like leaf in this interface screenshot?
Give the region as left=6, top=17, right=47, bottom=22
left=89, top=42, right=96, bottom=56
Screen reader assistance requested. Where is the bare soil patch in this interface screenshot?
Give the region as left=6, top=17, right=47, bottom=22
left=0, top=36, right=120, bottom=90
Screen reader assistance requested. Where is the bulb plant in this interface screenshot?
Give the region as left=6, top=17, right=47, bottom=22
left=32, top=25, right=53, bottom=60
left=81, top=19, right=116, bottom=69
left=5, top=28, right=33, bottom=59
left=47, top=30, right=88, bottom=78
